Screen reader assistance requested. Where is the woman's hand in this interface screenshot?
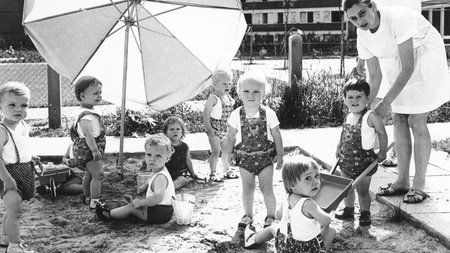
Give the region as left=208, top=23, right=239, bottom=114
left=92, top=150, right=102, bottom=161
left=374, top=99, right=391, bottom=117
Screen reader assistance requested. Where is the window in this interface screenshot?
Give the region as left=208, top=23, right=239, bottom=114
left=432, top=9, right=441, bottom=32
left=323, top=11, right=331, bottom=23
left=278, top=12, right=284, bottom=24
left=244, top=13, right=252, bottom=24
left=300, top=12, right=307, bottom=23
left=422, top=10, right=429, bottom=20
left=331, top=11, right=341, bottom=22
left=445, top=8, right=450, bottom=36
left=307, top=12, right=313, bottom=23
left=262, top=13, right=268, bottom=24
left=313, top=11, right=321, bottom=23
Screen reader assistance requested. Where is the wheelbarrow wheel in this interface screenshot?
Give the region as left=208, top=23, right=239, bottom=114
left=49, top=177, right=57, bottom=201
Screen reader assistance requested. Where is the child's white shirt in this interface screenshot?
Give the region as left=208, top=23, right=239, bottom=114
left=145, top=167, right=175, bottom=205
left=1, top=121, right=32, bottom=164
left=76, top=108, right=101, bottom=138
left=210, top=94, right=234, bottom=119
left=227, top=105, right=279, bottom=145
left=279, top=196, right=321, bottom=241
left=346, top=110, right=378, bottom=150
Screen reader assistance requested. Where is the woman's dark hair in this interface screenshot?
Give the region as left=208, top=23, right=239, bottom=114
left=342, top=0, right=372, bottom=11
left=74, top=76, right=102, bottom=102
left=343, top=78, right=371, bottom=97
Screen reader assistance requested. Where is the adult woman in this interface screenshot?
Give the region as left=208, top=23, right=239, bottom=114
left=343, top=0, right=450, bottom=203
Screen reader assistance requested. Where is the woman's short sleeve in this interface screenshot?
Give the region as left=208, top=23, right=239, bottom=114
left=392, top=10, right=417, bottom=44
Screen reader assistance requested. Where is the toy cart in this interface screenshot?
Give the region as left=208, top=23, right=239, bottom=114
left=313, top=143, right=394, bottom=213
left=34, top=161, right=71, bottom=201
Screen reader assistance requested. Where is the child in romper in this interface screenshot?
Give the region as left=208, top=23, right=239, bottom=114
left=163, top=116, right=200, bottom=190
left=243, top=155, right=336, bottom=252
left=96, top=134, right=175, bottom=224
left=335, top=78, right=388, bottom=226
left=71, top=76, right=106, bottom=209
left=227, top=72, right=284, bottom=229
left=0, top=82, right=36, bottom=253
left=203, top=69, right=237, bottom=182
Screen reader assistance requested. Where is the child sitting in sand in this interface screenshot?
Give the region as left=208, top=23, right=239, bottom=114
left=0, top=82, right=37, bottom=253
left=335, top=78, right=388, bottom=226
left=227, top=72, right=284, bottom=229
left=243, top=155, right=336, bottom=252
left=60, top=143, right=84, bottom=195
left=95, top=134, right=175, bottom=224
left=203, top=69, right=238, bottom=182
left=71, top=76, right=106, bottom=209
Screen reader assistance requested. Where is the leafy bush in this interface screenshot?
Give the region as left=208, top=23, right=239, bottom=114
left=432, top=137, right=450, bottom=154
left=276, top=70, right=346, bottom=128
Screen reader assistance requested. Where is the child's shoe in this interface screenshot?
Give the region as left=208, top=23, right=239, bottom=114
left=237, top=215, right=253, bottom=229
left=243, top=225, right=258, bottom=249
left=89, top=198, right=100, bottom=210
left=335, top=207, right=355, bottom=220
left=95, top=201, right=112, bottom=221
left=359, top=211, right=371, bottom=226
left=7, top=242, right=36, bottom=253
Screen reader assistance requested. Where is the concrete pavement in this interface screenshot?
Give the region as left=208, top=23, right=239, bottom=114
left=30, top=122, right=450, bottom=249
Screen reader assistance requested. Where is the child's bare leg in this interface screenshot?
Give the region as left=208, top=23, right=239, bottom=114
left=258, top=165, right=276, bottom=218
left=82, top=170, right=92, bottom=198
left=240, top=168, right=256, bottom=217
left=3, top=190, right=22, bottom=243
left=253, top=225, right=277, bottom=244
left=208, top=135, right=221, bottom=175
left=174, top=176, right=192, bottom=190
left=321, top=225, right=336, bottom=251
left=86, top=160, right=104, bottom=199
left=220, top=138, right=229, bottom=174
left=356, top=176, right=372, bottom=211
left=110, top=204, right=147, bottom=221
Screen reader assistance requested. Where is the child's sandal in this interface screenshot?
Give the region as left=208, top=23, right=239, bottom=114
left=238, top=215, right=253, bottom=229
left=359, top=211, right=371, bottom=226
left=95, top=201, right=112, bottom=221
left=263, top=216, right=276, bottom=228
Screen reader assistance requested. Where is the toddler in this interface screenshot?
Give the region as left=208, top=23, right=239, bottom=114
left=0, top=82, right=37, bottom=253
left=227, top=72, right=284, bottom=229
left=203, top=69, right=237, bottom=182
left=244, top=155, right=336, bottom=252
left=96, top=134, right=175, bottom=224
left=70, top=76, right=106, bottom=209
left=335, top=78, right=388, bottom=226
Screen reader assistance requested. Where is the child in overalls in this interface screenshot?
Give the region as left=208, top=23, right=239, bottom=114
left=71, top=76, right=106, bottom=209
left=335, top=78, right=388, bottom=226
left=203, top=69, right=237, bottom=182
left=227, top=72, right=284, bottom=229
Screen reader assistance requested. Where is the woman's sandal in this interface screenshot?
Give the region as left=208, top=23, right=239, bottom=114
left=238, top=215, right=253, bottom=229
left=263, top=216, right=276, bottom=228
left=209, top=173, right=224, bottom=183
left=224, top=170, right=239, bottom=179
left=382, top=156, right=398, bottom=167
left=95, top=201, right=112, bottom=221
left=403, top=189, right=430, bottom=204
left=377, top=183, right=409, bottom=196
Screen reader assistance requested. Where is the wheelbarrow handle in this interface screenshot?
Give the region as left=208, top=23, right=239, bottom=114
left=32, top=160, right=44, bottom=177
left=330, top=142, right=395, bottom=176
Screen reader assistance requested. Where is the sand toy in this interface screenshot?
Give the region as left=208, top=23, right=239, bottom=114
left=314, top=143, right=395, bottom=213
left=172, top=192, right=196, bottom=225
left=34, top=161, right=71, bottom=201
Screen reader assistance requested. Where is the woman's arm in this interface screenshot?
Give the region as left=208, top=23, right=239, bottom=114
left=366, top=56, right=382, bottom=106
left=368, top=112, right=388, bottom=162
left=375, top=38, right=415, bottom=116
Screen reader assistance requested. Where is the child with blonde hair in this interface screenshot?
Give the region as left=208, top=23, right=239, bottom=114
left=227, top=72, right=284, bottom=229
left=203, top=69, right=237, bottom=182
left=71, top=76, right=106, bottom=209
left=96, top=134, right=175, bottom=224
left=244, top=155, right=336, bottom=252
left=0, top=82, right=37, bottom=252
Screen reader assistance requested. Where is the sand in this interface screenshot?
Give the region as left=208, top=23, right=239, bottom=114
left=2, top=154, right=449, bottom=253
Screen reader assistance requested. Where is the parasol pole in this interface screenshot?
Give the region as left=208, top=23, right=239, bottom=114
left=118, top=2, right=136, bottom=179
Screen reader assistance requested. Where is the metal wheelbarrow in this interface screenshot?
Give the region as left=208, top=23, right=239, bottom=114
left=313, top=142, right=395, bottom=213
left=34, top=161, right=71, bottom=201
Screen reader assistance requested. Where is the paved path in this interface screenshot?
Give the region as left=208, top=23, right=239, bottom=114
left=30, top=122, right=450, bottom=248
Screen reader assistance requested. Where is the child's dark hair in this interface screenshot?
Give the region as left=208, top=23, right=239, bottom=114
left=74, top=76, right=102, bottom=102
left=343, top=78, right=370, bottom=97
left=342, top=0, right=373, bottom=11
left=163, top=116, right=187, bottom=139
left=282, top=154, right=321, bottom=194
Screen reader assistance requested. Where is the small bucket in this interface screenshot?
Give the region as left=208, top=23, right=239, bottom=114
left=172, top=193, right=195, bottom=225
left=137, top=173, right=152, bottom=187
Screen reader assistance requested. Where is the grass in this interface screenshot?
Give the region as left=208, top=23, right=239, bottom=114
left=432, top=138, right=450, bottom=154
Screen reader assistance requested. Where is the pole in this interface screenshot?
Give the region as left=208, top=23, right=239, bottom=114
left=340, top=6, right=345, bottom=77
left=249, top=26, right=253, bottom=64
left=283, top=1, right=288, bottom=69
left=47, top=65, right=61, bottom=129
left=288, top=32, right=303, bottom=87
